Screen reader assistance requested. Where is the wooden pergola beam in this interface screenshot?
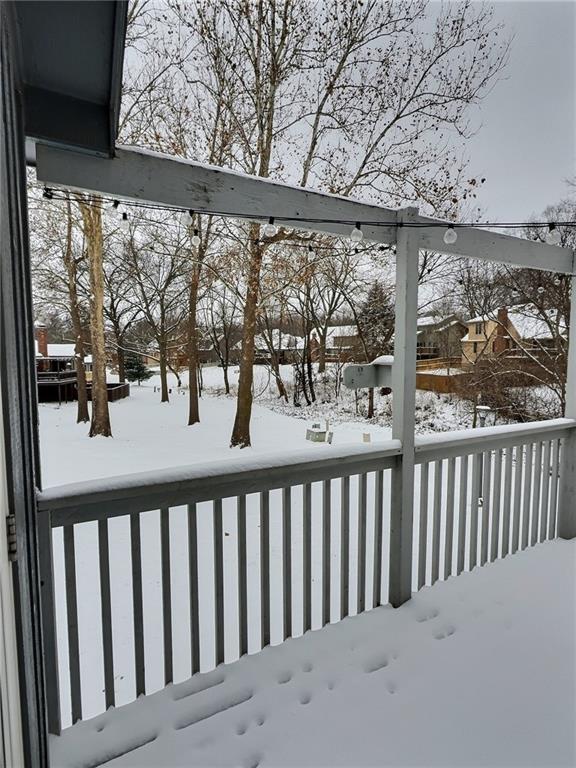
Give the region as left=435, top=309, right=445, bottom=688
left=418, top=215, right=574, bottom=275
left=36, top=143, right=575, bottom=273
left=36, top=144, right=398, bottom=245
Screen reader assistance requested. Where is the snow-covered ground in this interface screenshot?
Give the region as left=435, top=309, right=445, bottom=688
left=39, top=366, right=471, bottom=487
left=40, top=367, right=574, bottom=767
left=51, top=538, right=576, bottom=768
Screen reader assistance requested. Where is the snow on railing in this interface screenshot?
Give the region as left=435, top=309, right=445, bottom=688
left=36, top=419, right=575, bottom=733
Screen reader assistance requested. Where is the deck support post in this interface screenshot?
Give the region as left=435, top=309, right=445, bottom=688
left=558, top=265, right=576, bottom=539
left=389, top=207, right=420, bottom=607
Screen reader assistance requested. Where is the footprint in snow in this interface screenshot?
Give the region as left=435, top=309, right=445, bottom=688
left=299, top=690, right=312, bottom=705
left=386, top=681, right=397, bottom=695
left=362, top=653, right=389, bottom=673
left=434, top=625, right=456, bottom=640
left=241, top=753, right=262, bottom=768
left=416, top=607, right=439, bottom=623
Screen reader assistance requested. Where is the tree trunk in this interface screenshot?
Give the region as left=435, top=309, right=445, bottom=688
left=63, top=199, right=89, bottom=423
left=231, top=233, right=262, bottom=447
left=159, top=343, right=169, bottom=402
left=270, top=353, right=288, bottom=401
left=187, top=267, right=200, bottom=424
left=367, top=387, right=374, bottom=419
left=305, top=343, right=316, bottom=403
left=300, top=358, right=311, bottom=406
left=223, top=363, right=230, bottom=395
left=318, top=330, right=327, bottom=374
left=117, top=343, right=126, bottom=383
left=167, top=361, right=181, bottom=388
left=79, top=199, right=111, bottom=437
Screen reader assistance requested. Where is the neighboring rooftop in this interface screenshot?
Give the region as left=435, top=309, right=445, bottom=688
left=464, top=308, right=567, bottom=340
left=34, top=340, right=92, bottom=363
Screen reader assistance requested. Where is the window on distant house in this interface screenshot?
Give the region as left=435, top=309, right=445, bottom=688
left=492, top=341, right=496, bottom=353
left=475, top=322, right=483, bottom=335
left=473, top=342, right=478, bottom=354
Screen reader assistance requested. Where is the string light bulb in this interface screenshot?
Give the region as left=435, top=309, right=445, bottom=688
left=537, top=285, right=545, bottom=294
left=545, top=224, right=561, bottom=245
left=350, top=222, right=363, bottom=243
left=191, top=229, right=201, bottom=247
left=263, top=217, right=277, bottom=237
left=119, top=212, right=129, bottom=231
left=443, top=225, right=458, bottom=245
left=180, top=209, right=193, bottom=227
left=108, top=199, right=123, bottom=220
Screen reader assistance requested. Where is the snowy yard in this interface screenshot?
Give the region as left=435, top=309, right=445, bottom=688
left=40, top=368, right=575, bottom=768
left=39, top=366, right=471, bottom=487
left=51, top=539, right=576, bottom=767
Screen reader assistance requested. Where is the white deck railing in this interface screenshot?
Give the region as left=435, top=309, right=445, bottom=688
left=36, top=418, right=574, bottom=734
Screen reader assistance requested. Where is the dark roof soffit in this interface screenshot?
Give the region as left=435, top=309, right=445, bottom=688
left=16, top=1, right=127, bottom=157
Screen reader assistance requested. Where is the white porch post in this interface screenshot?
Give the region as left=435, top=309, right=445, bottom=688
left=389, top=207, right=420, bottom=607
left=558, top=265, right=576, bottom=539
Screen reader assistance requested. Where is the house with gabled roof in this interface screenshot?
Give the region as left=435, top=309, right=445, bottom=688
left=461, top=307, right=567, bottom=367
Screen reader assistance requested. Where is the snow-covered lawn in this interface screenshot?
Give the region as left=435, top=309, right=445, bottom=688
left=39, top=367, right=471, bottom=487
left=51, top=539, right=576, bottom=768
left=41, top=367, right=574, bottom=767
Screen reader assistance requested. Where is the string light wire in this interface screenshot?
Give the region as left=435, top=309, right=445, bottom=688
left=40, top=187, right=576, bottom=235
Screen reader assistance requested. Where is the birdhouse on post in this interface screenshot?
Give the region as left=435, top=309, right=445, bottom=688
left=343, top=355, right=394, bottom=390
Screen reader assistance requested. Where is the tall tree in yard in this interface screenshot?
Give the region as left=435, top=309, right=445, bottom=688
left=120, top=2, right=237, bottom=425
left=124, top=212, right=189, bottom=403
left=29, top=192, right=91, bottom=424
left=357, top=280, right=395, bottom=418
left=63, top=198, right=90, bottom=423
left=102, top=242, right=142, bottom=384
left=169, top=0, right=508, bottom=447
left=119, top=0, right=509, bottom=446
left=77, top=197, right=112, bottom=437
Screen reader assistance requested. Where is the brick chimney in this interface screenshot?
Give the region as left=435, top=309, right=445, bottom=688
left=493, top=307, right=509, bottom=355
left=35, top=323, right=48, bottom=357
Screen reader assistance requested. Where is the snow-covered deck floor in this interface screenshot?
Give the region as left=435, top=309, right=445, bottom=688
left=51, top=540, right=576, bottom=768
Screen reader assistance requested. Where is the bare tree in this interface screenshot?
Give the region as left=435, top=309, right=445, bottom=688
left=171, top=0, right=509, bottom=447
left=124, top=213, right=189, bottom=402
left=76, top=197, right=112, bottom=437
left=63, top=198, right=90, bottom=423
left=29, top=191, right=92, bottom=423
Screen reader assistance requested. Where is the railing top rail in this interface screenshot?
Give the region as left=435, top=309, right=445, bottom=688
left=415, top=417, right=576, bottom=463
left=38, top=439, right=403, bottom=526
left=38, top=418, right=576, bottom=526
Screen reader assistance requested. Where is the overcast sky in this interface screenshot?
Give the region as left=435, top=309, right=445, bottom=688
left=463, top=0, right=575, bottom=222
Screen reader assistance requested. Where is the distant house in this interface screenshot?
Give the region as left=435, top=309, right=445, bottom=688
left=309, top=325, right=363, bottom=363
left=142, top=328, right=221, bottom=369
left=35, top=324, right=93, bottom=403
left=253, top=330, right=305, bottom=365
left=461, top=307, right=565, bottom=367
left=325, top=325, right=363, bottom=360
left=416, top=314, right=467, bottom=360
